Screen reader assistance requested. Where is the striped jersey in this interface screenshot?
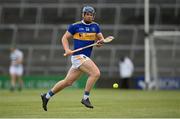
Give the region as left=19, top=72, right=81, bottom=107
left=68, top=20, right=101, bottom=57
left=10, top=49, right=23, bottom=66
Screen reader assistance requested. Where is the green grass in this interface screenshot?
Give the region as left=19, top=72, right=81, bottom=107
left=0, top=88, right=180, bottom=118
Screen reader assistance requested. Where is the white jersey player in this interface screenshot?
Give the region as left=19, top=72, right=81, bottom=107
left=9, top=47, right=24, bottom=91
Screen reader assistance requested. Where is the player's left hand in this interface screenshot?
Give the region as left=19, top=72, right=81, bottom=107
left=96, top=40, right=103, bottom=47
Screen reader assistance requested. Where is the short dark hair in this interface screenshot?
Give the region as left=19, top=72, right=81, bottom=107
left=120, top=56, right=125, bottom=62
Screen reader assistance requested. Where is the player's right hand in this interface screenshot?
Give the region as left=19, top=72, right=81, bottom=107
left=64, top=49, right=73, bottom=56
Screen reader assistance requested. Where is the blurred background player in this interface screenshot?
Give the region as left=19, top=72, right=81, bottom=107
left=119, top=56, right=134, bottom=89
left=9, top=46, right=24, bottom=91
left=41, top=5, right=105, bottom=111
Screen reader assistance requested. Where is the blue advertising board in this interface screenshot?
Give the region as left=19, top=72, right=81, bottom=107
left=135, top=76, right=180, bottom=90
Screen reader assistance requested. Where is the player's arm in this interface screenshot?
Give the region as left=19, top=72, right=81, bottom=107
left=61, top=31, right=73, bottom=55
left=17, top=58, right=23, bottom=64
left=96, top=33, right=105, bottom=47
left=16, top=53, right=23, bottom=64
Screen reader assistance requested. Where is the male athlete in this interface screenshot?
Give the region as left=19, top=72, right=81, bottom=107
left=9, top=46, right=24, bottom=91
left=41, top=5, right=105, bottom=111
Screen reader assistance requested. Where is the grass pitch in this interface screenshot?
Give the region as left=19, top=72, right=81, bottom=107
left=0, top=88, right=180, bottom=118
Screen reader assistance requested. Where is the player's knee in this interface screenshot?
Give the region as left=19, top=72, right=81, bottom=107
left=92, top=70, right=100, bottom=79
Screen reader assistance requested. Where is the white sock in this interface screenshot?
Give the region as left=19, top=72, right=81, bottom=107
left=83, top=95, right=89, bottom=100
left=45, top=93, right=51, bottom=99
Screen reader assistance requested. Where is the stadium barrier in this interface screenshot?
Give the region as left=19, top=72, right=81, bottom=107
left=0, top=74, right=89, bottom=89
left=1, top=75, right=179, bottom=89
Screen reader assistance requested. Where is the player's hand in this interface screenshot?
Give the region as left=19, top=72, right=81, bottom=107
left=16, top=60, right=22, bottom=64
left=64, top=49, right=73, bottom=56
left=96, top=40, right=103, bottom=47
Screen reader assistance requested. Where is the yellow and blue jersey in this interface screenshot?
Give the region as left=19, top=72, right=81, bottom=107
left=68, top=21, right=101, bottom=57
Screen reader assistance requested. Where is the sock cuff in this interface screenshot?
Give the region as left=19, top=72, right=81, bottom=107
left=49, top=90, right=54, bottom=96
left=84, top=91, right=90, bottom=96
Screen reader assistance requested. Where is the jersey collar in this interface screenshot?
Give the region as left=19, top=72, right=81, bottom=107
left=81, top=20, right=92, bottom=25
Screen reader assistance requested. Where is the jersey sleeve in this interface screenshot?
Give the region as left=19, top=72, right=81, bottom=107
left=18, top=51, right=23, bottom=60
left=67, top=24, right=76, bottom=35
left=96, top=24, right=101, bottom=34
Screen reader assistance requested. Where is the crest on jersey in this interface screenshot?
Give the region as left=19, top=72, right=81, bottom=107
left=92, top=27, right=96, bottom=32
